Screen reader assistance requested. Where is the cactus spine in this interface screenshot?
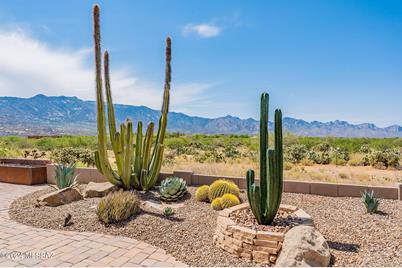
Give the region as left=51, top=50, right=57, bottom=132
left=246, top=93, right=283, bottom=225
left=93, top=5, right=171, bottom=191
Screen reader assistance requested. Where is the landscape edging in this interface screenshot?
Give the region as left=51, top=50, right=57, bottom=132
left=45, top=165, right=402, bottom=200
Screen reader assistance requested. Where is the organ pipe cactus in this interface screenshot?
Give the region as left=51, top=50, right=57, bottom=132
left=92, top=5, right=171, bottom=191
left=246, top=93, right=283, bottom=225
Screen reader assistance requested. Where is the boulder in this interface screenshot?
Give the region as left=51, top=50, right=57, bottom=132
left=276, top=226, right=330, bottom=267
left=84, top=182, right=117, bottom=198
left=38, top=187, right=83, bottom=207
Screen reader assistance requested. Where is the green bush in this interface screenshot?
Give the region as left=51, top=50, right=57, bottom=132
left=368, top=149, right=400, bottom=169
left=97, top=190, right=140, bottom=224
left=285, top=144, right=308, bottom=164
left=50, top=148, right=95, bottom=167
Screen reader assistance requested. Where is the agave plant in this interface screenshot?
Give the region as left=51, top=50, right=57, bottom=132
left=362, top=190, right=379, bottom=214
left=159, top=176, right=187, bottom=202
left=54, top=164, right=78, bottom=189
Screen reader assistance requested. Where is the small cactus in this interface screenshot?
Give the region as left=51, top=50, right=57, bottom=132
left=211, top=197, right=222, bottom=210
left=362, top=190, right=379, bottom=214
left=208, top=179, right=240, bottom=202
left=195, top=185, right=210, bottom=202
left=220, top=193, right=240, bottom=209
left=163, top=207, right=174, bottom=217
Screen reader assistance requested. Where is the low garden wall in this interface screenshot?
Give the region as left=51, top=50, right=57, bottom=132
left=0, top=158, right=50, bottom=185
left=45, top=165, right=402, bottom=200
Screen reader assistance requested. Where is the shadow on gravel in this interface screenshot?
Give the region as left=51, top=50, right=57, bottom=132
left=328, top=241, right=360, bottom=253
left=374, top=210, right=388, bottom=216
left=143, top=210, right=185, bottom=222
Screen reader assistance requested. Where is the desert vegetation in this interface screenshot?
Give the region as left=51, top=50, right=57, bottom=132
left=0, top=134, right=401, bottom=185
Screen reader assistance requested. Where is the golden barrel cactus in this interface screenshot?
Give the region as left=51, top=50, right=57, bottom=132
left=220, top=193, right=240, bottom=209
left=195, top=185, right=210, bottom=202
left=208, top=179, right=240, bottom=202
left=211, top=197, right=222, bottom=210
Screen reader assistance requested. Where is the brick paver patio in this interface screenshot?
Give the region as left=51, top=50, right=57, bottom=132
left=0, top=183, right=186, bottom=267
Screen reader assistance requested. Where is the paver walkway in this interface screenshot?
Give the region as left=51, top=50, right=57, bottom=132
left=0, top=183, right=186, bottom=267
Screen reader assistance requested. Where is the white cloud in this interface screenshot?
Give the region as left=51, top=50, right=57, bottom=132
left=0, top=28, right=213, bottom=111
left=183, top=23, right=222, bottom=38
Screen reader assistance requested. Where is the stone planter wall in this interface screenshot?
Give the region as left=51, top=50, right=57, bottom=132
left=213, top=203, right=313, bottom=265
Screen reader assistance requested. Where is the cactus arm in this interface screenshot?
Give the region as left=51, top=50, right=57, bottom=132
left=104, top=51, right=123, bottom=173
left=93, top=5, right=121, bottom=186
left=273, top=109, right=283, bottom=214
left=152, top=37, right=171, bottom=156
left=142, top=122, right=154, bottom=169
left=260, top=93, right=269, bottom=213
left=266, top=149, right=276, bottom=223
left=143, top=144, right=164, bottom=191
left=121, top=120, right=133, bottom=189
left=134, top=122, right=143, bottom=176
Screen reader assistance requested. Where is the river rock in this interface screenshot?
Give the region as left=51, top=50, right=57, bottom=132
left=84, top=182, right=117, bottom=198
left=38, top=187, right=83, bottom=207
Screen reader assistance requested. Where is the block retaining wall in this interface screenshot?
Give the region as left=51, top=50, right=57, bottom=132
left=46, top=165, right=402, bottom=200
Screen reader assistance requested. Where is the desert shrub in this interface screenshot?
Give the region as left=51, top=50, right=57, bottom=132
left=51, top=148, right=95, bottom=167
left=97, top=190, right=140, bottom=224
left=331, top=147, right=350, bottom=165
left=285, top=144, right=308, bottom=164
left=23, top=149, right=47, bottom=159
left=338, top=172, right=348, bottom=179
left=361, top=190, right=379, bottom=214
left=224, top=146, right=241, bottom=158
left=368, top=149, right=400, bottom=169
left=348, top=154, right=363, bottom=166
left=300, top=158, right=314, bottom=166
left=359, top=144, right=371, bottom=154
left=307, top=151, right=331, bottom=164
left=208, top=179, right=240, bottom=202
left=283, top=162, right=293, bottom=170
left=195, top=185, right=210, bottom=202
left=54, top=164, right=78, bottom=189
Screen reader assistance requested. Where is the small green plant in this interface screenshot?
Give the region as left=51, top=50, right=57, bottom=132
left=54, top=164, right=78, bottom=189
left=159, top=176, right=187, bottom=202
left=97, top=190, right=140, bottom=224
left=163, top=207, right=174, bottom=217
left=195, top=185, right=210, bottom=202
left=208, top=179, right=240, bottom=202
left=361, top=190, right=379, bottom=214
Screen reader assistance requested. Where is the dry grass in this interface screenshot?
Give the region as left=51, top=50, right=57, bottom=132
left=162, top=157, right=402, bottom=186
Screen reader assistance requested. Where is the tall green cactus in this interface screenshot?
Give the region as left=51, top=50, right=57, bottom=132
left=246, top=93, right=283, bottom=225
left=92, top=5, right=171, bottom=191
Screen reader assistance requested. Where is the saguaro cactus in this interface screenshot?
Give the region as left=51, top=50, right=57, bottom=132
left=93, top=5, right=171, bottom=191
left=246, top=93, right=283, bottom=225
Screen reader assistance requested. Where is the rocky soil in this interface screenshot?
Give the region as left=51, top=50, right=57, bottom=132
left=9, top=186, right=402, bottom=267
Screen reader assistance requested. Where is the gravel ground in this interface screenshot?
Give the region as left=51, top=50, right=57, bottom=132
left=9, top=186, right=402, bottom=267
left=9, top=187, right=259, bottom=267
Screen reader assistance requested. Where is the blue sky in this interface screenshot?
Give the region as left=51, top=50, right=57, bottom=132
left=0, top=0, right=401, bottom=127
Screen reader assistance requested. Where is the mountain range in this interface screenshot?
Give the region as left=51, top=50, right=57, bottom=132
left=0, top=94, right=400, bottom=138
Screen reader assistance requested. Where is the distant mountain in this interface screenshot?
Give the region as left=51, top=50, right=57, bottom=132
left=0, top=94, right=400, bottom=138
